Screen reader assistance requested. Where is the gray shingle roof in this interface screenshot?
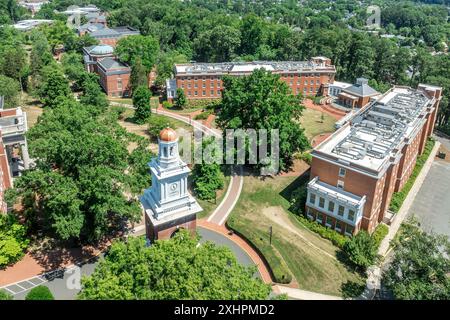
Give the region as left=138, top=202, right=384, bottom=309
left=98, top=57, right=129, bottom=70
left=343, top=83, right=379, bottom=97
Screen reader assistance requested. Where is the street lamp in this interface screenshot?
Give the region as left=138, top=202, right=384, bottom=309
left=269, top=226, right=273, bottom=246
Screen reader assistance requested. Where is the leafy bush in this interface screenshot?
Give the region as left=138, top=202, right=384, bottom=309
left=194, top=110, right=212, bottom=120
left=0, top=290, right=13, bottom=300
left=289, top=185, right=307, bottom=215
left=343, top=231, right=379, bottom=270
left=148, top=116, right=172, bottom=140
left=389, top=139, right=435, bottom=212
left=298, top=152, right=312, bottom=165
left=372, top=223, right=389, bottom=249
left=110, top=105, right=127, bottom=120
left=162, top=101, right=173, bottom=109
left=25, top=285, right=54, bottom=300
left=0, top=214, right=29, bottom=268
left=295, top=215, right=348, bottom=249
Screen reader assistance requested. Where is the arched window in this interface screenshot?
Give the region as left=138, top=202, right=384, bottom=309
left=170, top=146, right=174, bottom=156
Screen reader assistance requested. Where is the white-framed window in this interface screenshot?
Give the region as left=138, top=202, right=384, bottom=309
left=318, top=197, right=325, bottom=208
left=211, top=90, right=214, bottom=95
left=339, top=168, right=346, bottom=177
left=337, top=180, right=344, bottom=189
left=335, top=221, right=342, bottom=232
left=217, top=90, right=221, bottom=95
left=309, top=193, right=316, bottom=204
left=328, top=201, right=335, bottom=212
left=194, top=91, right=198, bottom=96
left=117, top=78, right=122, bottom=90
left=326, top=216, right=333, bottom=227
left=348, top=210, right=355, bottom=222
left=317, top=214, right=323, bottom=224
left=202, top=90, right=206, bottom=96
left=338, top=205, right=345, bottom=216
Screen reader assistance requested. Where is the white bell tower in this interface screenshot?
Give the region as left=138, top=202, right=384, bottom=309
left=140, top=127, right=202, bottom=240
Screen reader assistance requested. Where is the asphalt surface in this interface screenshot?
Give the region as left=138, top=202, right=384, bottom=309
left=408, top=159, right=450, bottom=238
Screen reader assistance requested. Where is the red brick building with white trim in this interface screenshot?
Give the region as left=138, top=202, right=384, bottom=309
left=306, top=84, right=442, bottom=236
left=167, top=57, right=336, bottom=101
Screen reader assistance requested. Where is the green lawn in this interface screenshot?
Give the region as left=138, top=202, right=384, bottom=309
left=299, top=108, right=336, bottom=141
left=227, top=174, right=365, bottom=296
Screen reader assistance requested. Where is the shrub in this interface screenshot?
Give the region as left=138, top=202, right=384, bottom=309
left=289, top=185, right=307, bottom=215
left=0, top=290, right=13, bottom=300
left=295, top=215, right=348, bottom=249
left=343, top=231, right=379, bottom=270
left=389, top=139, right=435, bottom=212
left=162, top=101, right=173, bottom=109
left=25, top=285, right=54, bottom=300
left=0, top=214, right=29, bottom=268
left=299, top=152, right=312, bottom=165
left=148, top=116, right=172, bottom=140
left=194, top=110, right=212, bottom=120
left=110, top=105, right=127, bottom=120
left=372, top=223, right=389, bottom=249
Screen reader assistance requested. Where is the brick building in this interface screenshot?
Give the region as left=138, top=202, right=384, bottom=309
left=0, top=131, right=11, bottom=213
left=337, top=78, right=380, bottom=109
left=82, top=26, right=140, bottom=47
left=166, top=57, right=336, bottom=101
left=306, top=84, right=441, bottom=236
left=97, top=57, right=131, bottom=98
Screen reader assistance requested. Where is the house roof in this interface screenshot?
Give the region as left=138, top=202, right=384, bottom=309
left=97, top=57, right=129, bottom=70
left=343, top=82, right=379, bottom=97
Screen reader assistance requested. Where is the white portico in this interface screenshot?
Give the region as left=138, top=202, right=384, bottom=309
left=140, top=127, right=202, bottom=240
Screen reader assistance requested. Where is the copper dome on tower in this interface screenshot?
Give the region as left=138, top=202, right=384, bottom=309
left=159, top=127, right=177, bottom=142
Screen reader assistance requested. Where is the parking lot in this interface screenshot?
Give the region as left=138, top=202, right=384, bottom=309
left=408, top=136, right=450, bottom=238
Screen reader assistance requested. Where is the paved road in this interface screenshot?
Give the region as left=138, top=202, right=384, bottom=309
left=408, top=159, right=450, bottom=238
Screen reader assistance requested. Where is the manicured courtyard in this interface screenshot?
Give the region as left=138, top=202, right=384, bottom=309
left=299, top=107, right=336, bottom=141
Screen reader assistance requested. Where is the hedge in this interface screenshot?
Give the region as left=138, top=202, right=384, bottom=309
left=389, top=139, right=435, bottom=213
left=372, top=223, right=389, bottom=249
left=295, top=215, right=348, bottom=249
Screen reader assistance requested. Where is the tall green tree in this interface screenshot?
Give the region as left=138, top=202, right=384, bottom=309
left=0, top=46, right=27, bottom=91
left=38, top=67, right=72, bottom=108
left=193, top=137, right=224, bottom=200
left=343, top=231, right=379, bottom=270
left=133, top=85, right=151, bottom=124
left=130, top=57, right=148, bottom=92
left=0, top=213, right=29, bottom=268
left=115, top=35, right=159, bottom=72
left=239, top=14, right=267, bottom=56
left=0, top=75, right=20, bottom=108
left=217, top=69, right=310, bottom=173
left=174, top=88, right=186, bottom=109
left=11, top=100, right=142, bottom=242
left=194, top=25, right=241, bottom=62
left=383, top=222, right=450, bottom=300
left=78, top=231, right=271, bottom=300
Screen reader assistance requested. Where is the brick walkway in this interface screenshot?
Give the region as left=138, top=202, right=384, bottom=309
left=303, top=99, right=346, bottom=120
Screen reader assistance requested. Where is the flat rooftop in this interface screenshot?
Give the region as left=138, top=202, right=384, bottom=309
left=315, top=86, right=435, bottom=172
left=175, top=60, right=335, bottom=75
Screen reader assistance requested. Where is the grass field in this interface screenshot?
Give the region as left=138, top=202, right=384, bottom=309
left=300, top=108, right=336, bottom=141
left=227, top=173, right=365, bottom=296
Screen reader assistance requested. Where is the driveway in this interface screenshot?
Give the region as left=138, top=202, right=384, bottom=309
left=408, top=137, right=450, bottom=238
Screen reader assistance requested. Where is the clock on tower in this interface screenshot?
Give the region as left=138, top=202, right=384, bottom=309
left=140, top=127, right=202, bottom=241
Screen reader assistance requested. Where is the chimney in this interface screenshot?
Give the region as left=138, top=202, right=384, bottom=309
left=356, top=78, right=368, bottom=86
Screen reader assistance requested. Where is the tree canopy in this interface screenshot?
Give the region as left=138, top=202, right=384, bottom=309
left=217, top=69, right=310, bottom=173
left=115, top=35, right=159, bottom=72
left=78, top=230, right=271, bottom=300
left=383, top=222, right=450, bottom=300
